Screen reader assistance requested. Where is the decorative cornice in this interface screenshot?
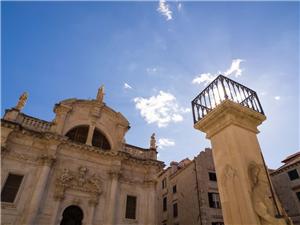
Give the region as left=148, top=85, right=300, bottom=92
left=270, top=161, right=300, bottom=176
left=1, top=119, right=164, bottom=168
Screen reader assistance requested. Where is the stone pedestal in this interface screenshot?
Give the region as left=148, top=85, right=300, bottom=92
left=194, top=100, right=289, bottom=225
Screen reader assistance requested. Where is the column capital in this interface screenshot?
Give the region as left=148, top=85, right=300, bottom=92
left=108, top=170, right=122, bottom=180
left=194, top=100, right=266, bottom=139
left=38, top=154, right=56, bottom=167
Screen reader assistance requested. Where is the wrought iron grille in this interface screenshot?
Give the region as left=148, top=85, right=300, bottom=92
left=191, top=75, right=264, bottom=124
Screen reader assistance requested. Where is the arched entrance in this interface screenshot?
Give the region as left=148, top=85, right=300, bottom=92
left=60, top=205, right=83, bottom=225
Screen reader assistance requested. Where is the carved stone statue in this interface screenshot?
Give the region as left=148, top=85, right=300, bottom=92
left=15, top=92, right=28, bottom=111
left=96, top=85, right=105, bottom=103
left=248, top=162, right=288, bottom=225
left=150, top=133, right=156, bottom=149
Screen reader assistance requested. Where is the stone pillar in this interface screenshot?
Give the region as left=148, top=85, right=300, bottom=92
left=147, top=181, right=156, bottom=225
left=194, top=100, right=288, bottom=225
left=106, top=170, right=121, bottom=225
left=50, top=196, right=64, bottom=225
left=51, top=104, right=72, bottom=134
left=23, top=155, right=55, bottom=225
left=86, top=197, right=98, bottom=225
left=86, top=124, right=95, bottom=146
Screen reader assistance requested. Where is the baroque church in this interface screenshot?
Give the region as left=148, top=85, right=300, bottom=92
left=1, top=87, right=164, bottom=225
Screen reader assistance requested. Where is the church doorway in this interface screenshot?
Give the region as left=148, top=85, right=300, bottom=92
left=60, top=205, right=83, bottom=225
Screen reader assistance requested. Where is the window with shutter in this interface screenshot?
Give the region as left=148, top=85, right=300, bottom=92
left=1, top=174, right=24, bottom=203
left=125, top=195, right=137, bottom=219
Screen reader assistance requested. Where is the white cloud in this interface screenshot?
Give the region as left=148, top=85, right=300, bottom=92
left=124, top=83, right=133, bottom=89
left=192, top=73, right=217, bottom=86
left=274, top=96, right=281, bottom=100
left=158, top=138, right=175, bottom=149
left=134, top=91, right=189, bottom=127
left=146, top=67, right=158, bottom=74
left=192, top=59, right=244, bottom=86
left=157, top=0, right=173, bottom=21
left=224, top=59, right=244, bottom=77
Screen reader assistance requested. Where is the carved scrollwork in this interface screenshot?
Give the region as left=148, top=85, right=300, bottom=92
left=54, top=166, right=103, bottom=204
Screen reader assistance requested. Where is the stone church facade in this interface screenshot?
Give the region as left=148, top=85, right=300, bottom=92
left=1, top=87, right=164, bottom=225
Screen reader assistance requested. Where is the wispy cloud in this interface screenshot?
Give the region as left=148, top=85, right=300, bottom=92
left=274, top=96, right=281, bottom=100
left=192, top=59, right=245, bottom=86
left=158, top=138, right=175, bottom=149
left=224, top=59, right=244, bottom=77
left=134, top=91, right=189, bottom=127
left=192, top=73, right=216, bottom=86
left=124, top=83, right=133, bottom=89
left=146, top=67, right=158, bottom=74
left=157, top=0, right=173, bottom=21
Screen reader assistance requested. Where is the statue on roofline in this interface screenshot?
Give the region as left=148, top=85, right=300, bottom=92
left=96, top=85, right=104, bottom=103
left=150, top=133, right=157, bottom=149
left=15, top=92, right=28, bottom=111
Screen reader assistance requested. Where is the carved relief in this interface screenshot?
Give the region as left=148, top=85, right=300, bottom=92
left=54, top=166, right=103, bottom=204
left=248, top=162, right=287, bottom=225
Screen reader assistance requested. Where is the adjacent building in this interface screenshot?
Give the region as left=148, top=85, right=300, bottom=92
left=157, top=148, right=223, bottom=225
left=1, top=88, right=164, bottom=225
left=271, top=152, right=300, bottom=225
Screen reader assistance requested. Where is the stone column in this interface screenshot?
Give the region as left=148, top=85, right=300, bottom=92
left=86, top=124, right=95, bottom=146
left=50, top=195, right=64, bottom=225
left=86, top=197, right=98, bottom=225
left=23, top=155, right=55, bottom=225
left=106, top=170, right=121, bottom=225
left=51, top=104, right=72, bottom=134
left=194, top=100, right=288, bottom=225
left=147, top=181, right=156, bottom=225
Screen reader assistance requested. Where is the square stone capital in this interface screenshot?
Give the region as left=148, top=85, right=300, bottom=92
left=194, top=100, right=266, bottom=139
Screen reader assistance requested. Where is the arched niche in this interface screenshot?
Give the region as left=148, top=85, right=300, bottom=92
left=60, top=205, right=83, bottom=225
left=65, top=125, right=89, bottom=144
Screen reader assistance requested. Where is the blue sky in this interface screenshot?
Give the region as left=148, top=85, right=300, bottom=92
left=2, top=1, right=299, bottom=169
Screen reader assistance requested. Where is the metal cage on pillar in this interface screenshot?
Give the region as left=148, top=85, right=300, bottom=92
left=191, top=74, right=264, bottom=124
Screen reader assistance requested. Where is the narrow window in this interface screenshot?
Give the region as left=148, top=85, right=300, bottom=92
left=162, top=178, right=167, bottom=189
left=287, top=169, right=299, bottom=181
left=173, top=203, right=178, bottom=218
left=1, top=174, right=23, bottom=203
left=163, top=196, right=167, bottom=211
left=209, top=172, right=217, bottom=181
left=173, top=185, right=177, bottom=194
left=208, top=192, right=221, bottom=209
left=125, top=195, right=137, bottom=219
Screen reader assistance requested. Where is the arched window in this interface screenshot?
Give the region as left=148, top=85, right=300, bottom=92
left=60, top=205, right=83, bottom=225
left=65, top=126, right=89, bottom=144
left=92, top=128, right=111, bottom=150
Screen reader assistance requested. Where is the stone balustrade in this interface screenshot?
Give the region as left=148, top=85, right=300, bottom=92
left=124, top=144, right=153, bottom=160
left=20, top=114, right=52, bottom=132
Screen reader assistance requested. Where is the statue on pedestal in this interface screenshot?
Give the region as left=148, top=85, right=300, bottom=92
left=96, top=85, right=104, bottom=103
left=150, top=133, right=156, bottom=149
left=15, top=92, right=28, bottom=111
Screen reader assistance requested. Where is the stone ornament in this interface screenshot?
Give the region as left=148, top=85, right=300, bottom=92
left=96, top=85, right=105, bottom=103
left=150, top=133, right=157, bottom=149
left=15, top=92, right=28, bottom=111
left=54, top=166, right=103, bottom=204
left=248, top=162, right=288, bottom=225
